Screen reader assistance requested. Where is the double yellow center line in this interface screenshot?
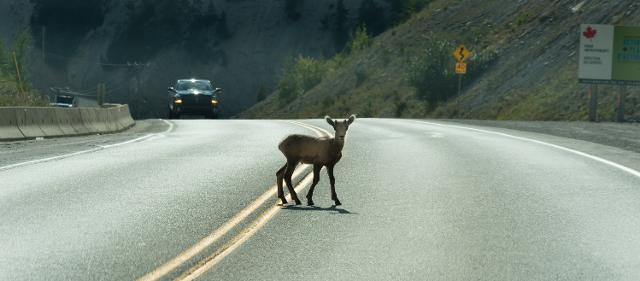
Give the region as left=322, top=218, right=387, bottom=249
left=137, top=121, right=331, bottom=281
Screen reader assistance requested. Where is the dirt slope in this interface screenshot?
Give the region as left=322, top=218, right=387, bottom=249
left=242, top=0, right=640, bottom=121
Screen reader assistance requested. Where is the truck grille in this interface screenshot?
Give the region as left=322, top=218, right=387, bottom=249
left=182, top=95, right=210, bottom=106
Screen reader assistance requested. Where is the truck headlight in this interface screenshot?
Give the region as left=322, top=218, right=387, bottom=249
left=174, top=98, right=183, bottom=104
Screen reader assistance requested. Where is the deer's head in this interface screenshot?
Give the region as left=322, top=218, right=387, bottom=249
left=325, top=115, right=356, bottom=141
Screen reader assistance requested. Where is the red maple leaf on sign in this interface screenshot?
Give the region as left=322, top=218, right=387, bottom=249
left=583, top=26, right=597, bottom=39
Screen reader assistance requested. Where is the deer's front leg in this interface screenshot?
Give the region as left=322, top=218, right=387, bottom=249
left=306, top=164, right=322, bottom=206
left=327, top=164, right=341, bottom=206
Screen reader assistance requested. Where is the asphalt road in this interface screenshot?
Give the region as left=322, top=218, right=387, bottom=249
left=1, top=119, right=639, bottom=281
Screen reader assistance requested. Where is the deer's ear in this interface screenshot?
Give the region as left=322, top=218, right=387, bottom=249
left=347, top=114, right=356, bottom=125
left=325, top=116, right=335, bottom=127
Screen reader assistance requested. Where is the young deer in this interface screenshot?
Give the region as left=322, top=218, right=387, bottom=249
left=276, top=115, right=356, bottom=206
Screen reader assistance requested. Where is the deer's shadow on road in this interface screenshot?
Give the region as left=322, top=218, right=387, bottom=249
left=282, top=205, right=356, bottom=215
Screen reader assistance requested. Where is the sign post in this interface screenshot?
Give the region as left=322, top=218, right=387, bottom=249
left=617, top=86, right=625, bottom=122
left=579, top=24, right=640, bottom=122
left=453, top=45, right=471, bottom=97
left=588, top=85, right=598, bottom=122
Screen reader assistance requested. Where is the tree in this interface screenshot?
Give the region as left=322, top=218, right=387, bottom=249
left=384, top=0, right=431, bottom=25
left=408, top=39, right=456, bottom=107
left=332, top=0, right=350, bottom=52
left=0, top=39, right=8, bottom=76
left=344, top=25, right=371, bottom=54
left=358, top=0, right=388, bottom=36
left=257, top=85, right=268, bottom=102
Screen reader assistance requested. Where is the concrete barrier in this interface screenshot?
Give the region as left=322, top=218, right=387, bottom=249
left=79, top=107, right=103, bottom=133
left=113, top=105, right=134, bottom=131
left=99, top=108, right=117, bottom=132
left=123, top=105, right=135, bottom=128
left=53, top=108, right=77, bottom=135
left=0, top=108, right=25, bottom=140
left=0, top=104, right=135, bottom=141
left=109, top=107, right=124, bottom=131
left=16, top=108, right=47, bottom=138
left=36, top=108, right=66, bottom=137
left=67, top=108, right=91, bottom=135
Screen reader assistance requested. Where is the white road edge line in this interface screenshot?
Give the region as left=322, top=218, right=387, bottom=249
left=136, top=120, right=329, bottom=281
left=416, top=120, right=640, bottom=179
left=0, top=119, right=174, bottom=172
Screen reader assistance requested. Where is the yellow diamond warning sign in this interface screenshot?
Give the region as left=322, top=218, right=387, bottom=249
left=453, top=45, right=471, bottom=62
left=455, top=62, right=467, bottom=74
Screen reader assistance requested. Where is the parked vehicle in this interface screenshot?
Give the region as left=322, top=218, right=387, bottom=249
left=50, top=95, right=76, bottom=108
left=168, top=79, right=222, bottom=119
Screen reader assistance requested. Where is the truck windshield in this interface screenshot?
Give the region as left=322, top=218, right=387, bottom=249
left=177, top=81, right=212, bottom=91
left=56, top=96, right=74, bottom=104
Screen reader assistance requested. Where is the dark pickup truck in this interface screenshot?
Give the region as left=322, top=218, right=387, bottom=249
left=168, top=79, right=222, bottom=119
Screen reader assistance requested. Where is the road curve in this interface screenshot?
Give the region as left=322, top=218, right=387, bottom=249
left=1, top=119, right=639, bottom=281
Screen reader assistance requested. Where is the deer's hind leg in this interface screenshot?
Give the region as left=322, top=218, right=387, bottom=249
left=276, top=163, right=288, bottom=205
left=306, top=164, right=322, bottom=206
left=284, top=158, right=302, bottom=205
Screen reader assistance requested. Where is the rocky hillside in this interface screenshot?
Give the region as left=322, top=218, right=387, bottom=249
left=0, top=0, right=393, bottom=117
left=242, top=0, right=640, bottom=121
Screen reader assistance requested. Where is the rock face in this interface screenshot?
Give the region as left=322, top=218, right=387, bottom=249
left=0, top=0, right=372, bottom=118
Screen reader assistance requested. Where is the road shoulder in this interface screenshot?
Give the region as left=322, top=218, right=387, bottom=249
left=0, top=119, right=170, bottom=169
left=436, top=119, right=640, bottom=173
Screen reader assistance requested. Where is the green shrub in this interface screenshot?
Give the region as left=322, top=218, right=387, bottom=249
left=0, top=31, right=46, bottom=107
left=392, top=91, right=408, bottom=117
left=345, top=25, right=371, bottom=54
left=361, top=99, right=376, bottom=117
left=257, top=85, right=268, bottom=102
left=277, top=55, right=328, bottom=103
left=408, top=38, right=497, bottom=109
left=408, top=39, right=456, bottom=107
left=297, top=56, right=327, bottom=92
left=322, top=96, right=335, bottom=111
left=275, top=25, right=372, bottom=105
left=355, top=64, right=368, bottom=87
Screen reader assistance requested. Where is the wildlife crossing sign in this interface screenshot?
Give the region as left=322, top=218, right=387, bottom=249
left=579, top=24, right=640, bottom=85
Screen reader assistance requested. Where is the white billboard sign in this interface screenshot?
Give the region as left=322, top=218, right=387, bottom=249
left=579, top=24, right=614, bottom=81
left=579, top=24, right=640, bottom=85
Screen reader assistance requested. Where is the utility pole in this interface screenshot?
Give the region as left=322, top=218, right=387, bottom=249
left=12, top=51, right=25, bottom=101
left=97, top=82, right=106, bottom=106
